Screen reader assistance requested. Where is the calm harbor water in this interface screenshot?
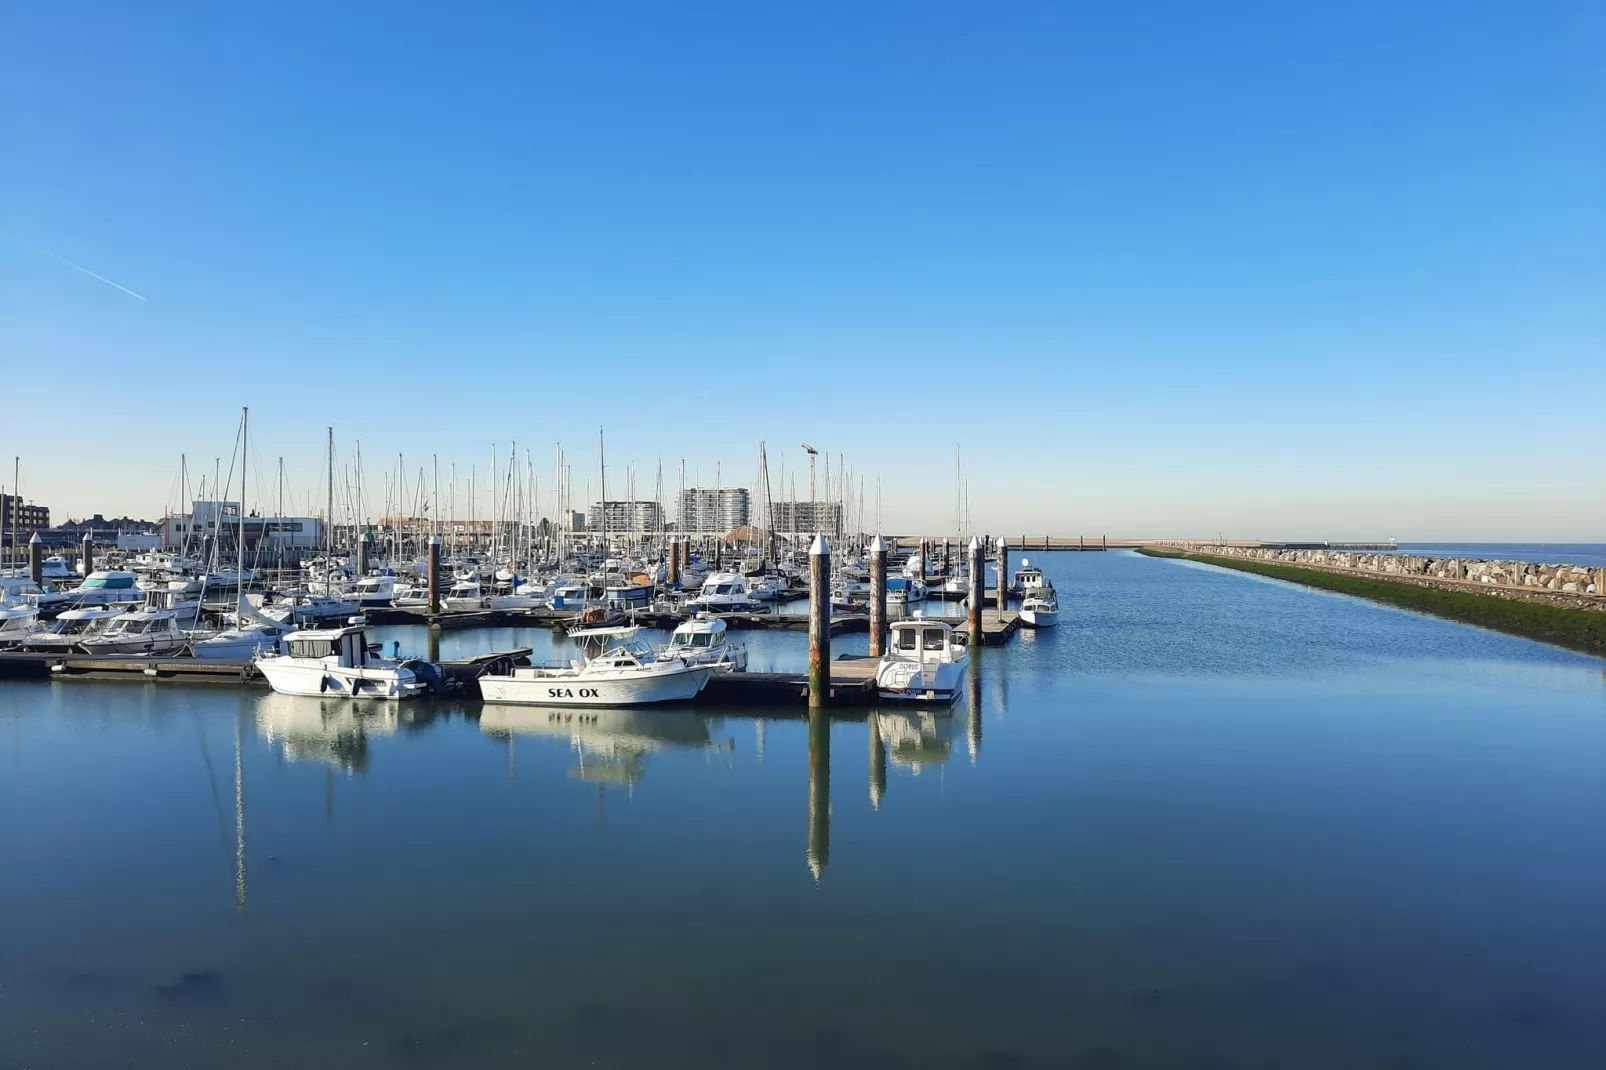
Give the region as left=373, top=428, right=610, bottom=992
left=1394, top=542, right=1606, bottom=567
left=3, top=550, right=1604, bottom=1069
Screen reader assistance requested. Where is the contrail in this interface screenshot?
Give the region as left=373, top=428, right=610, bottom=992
left=43, top=249, right=147, bottom=301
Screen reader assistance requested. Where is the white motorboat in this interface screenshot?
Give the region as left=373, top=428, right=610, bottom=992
left=658, top=615, right=747, bottom=673
left=479, top=633, right=712, bottom=707
left=487, top=589, right=547, bottom=612
left=254, top=624, right=435, bottom=699
left=390, top=583, right=434, bottom=610
left=351, top=573, right=398, bottom=608
left=0, top=598, right=39, bottom=648
left=1020, top=585, right=1060, bottom=628
left=78, top=607, right=194, bottom=655
left=259, top=591, right=363, bottom=626
left=875, top=617, right=969, bottom=703
left=440, top=579, right=488, bottom=613
left=193, top=597, right=298, bottom=658
left=1009, top=561, right=1048, bottom=596
left=688, top=572, right=764, bottom=613
left=0, top=576, right=48, bottom=602
left=885, top=574, right=927, bottom=606
left=18, top=606, right=124, bottom=652
left=2, top=556, right=73, bottom=582
left=36, top=570, right=144, bottom=612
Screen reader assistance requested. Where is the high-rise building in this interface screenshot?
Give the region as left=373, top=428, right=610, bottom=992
left=677, top=487, right=750, bottom=534
left=0, top=493, right=50, bottom=547
left=589, top=500, right=665, bottom=534
left=770, top=500, right=843, bottom=537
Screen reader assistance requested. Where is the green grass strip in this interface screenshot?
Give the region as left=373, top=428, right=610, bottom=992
left=1136, top=548, right=1606, bottom=658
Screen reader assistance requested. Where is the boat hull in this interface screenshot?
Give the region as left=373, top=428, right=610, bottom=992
left=255, top=659, right=424, bottom=700
left=1020, top=609, right=1060, bottom=627
left=480, top=663, right=711, bottom=707
left=874, top=657, right=968, bottom=704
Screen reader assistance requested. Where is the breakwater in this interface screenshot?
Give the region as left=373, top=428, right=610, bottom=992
left=1140, top=547, right=1606, bottom=657
left=1157, top=544, right=1604, bottom=605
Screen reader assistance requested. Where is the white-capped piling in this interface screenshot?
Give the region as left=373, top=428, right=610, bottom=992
left=967, top=535, right=984, bottom=643
left=996, top=536, right=1008, bottom=621
left=868, top=534, right=888, bottom=657
left=28, top=531, right=43, bottom=587
left=808, top=533, right=831, bottom=708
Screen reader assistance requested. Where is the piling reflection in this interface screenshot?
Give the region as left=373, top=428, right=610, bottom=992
left=807, top=708, right=830, bottom=881
left=254, top=693, right=398, bottom=772
left=868, top=712, right=887, bottom=809
left=967, top=658, right=983, bottom=763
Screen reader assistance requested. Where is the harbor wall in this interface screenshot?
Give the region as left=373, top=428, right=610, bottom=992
left=1161, top=544, right=1604, bottom=606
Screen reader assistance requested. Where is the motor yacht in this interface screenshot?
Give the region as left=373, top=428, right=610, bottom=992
left=479, top=632, right=711, bottom=707
left=255, top=623, right=439, bottom=699
left=874, top=616, right=969, bottom=703
left=658, top=615, right=747, bottom=673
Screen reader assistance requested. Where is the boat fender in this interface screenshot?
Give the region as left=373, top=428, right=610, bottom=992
left=319, top=675, right=330, bottom=694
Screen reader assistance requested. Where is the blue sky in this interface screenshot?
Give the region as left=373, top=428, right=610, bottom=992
left=2, top=0, right=1601, bottom=539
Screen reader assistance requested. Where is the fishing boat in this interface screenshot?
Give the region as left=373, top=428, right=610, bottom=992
left=1009, top=560, right=1049, bottom=597
left=658, top=615, right=747, bottom=673
left=874, top=616, right=969, bottom=704
left=479, top=632, right=712, bottom=707
left=254, top=623, right=439, bottom=699
left=1019, top=585, right=1060, bottom=628
left=17, top=606, right=124, bottom=652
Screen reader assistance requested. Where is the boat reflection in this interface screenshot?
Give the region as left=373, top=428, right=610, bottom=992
left=253, top=693, right=400, bottom=773
left=874, top=709, right=955, bottom=774
left=478, top=706, right=729, bottom=787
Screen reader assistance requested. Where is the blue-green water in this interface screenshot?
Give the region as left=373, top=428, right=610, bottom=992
left=2, top=550, right=1603, bottom=1068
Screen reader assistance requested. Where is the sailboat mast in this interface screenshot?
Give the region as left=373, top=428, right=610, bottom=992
left=326, top=428, right=333, bottom=564
left=238, top=407, right=248, bottom=575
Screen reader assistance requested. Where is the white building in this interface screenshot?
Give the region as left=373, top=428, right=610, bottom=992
left=589, top=500, right=665, bottom=535
left=163, top=500, right=325, bottom=550
left=677, top=487, right=750, bottom=535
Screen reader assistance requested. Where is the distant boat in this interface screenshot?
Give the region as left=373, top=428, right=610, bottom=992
left=658, top=615, right=747, bottom=673
left=18, top=606, right=124, bottom=653
left=1020, top=585, right=1060, bottom=628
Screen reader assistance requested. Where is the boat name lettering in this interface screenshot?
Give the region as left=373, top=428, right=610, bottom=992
left=547, top=688, right=601, bottom=699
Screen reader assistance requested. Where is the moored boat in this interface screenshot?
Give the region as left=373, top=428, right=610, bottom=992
left=874, top=616, right=969, bottom=703
left=479, top=633, right=712, bottom=707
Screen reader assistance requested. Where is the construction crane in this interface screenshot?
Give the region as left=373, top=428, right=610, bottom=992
left=801, top=443, right=818, bottom=504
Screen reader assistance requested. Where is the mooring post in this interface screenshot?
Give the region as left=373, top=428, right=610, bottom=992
left=808, top=533, right=831, bottom=708
left=967, top=535, right=984, bottom=645
left=807, top=704, right=831, bottom=880
left=667, top=536, right=680, bottom=587
left=426, top=533, right=441, bottom=618
left=1102, top=534, right=1107, bottom=550
left=995, top=536, right=1008, bottom=621
left=28, top=530, right=44, bottom=587
left=80, top=532, right=94, bottom=578
left=356, top=531, right=370, bottom=578
left=868, top=534, right=887, bottom=657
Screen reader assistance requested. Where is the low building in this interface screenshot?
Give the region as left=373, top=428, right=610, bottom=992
left=162, top=500, right=325, bottom=551
left=771, top=500, right=844, bottom=538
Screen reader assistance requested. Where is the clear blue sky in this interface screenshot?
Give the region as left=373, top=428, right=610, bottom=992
left=2, top=0, right=1601, bottom=539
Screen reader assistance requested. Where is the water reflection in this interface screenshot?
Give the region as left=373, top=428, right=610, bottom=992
left=254, top=693, right=400, bottom=772
left=868, top=713, right=887, bottom=809
left=875, top=710, right=956, bottom=773
left=807, top=708, right=830, bottom=881
left=478, top=706, right=730, bottom=789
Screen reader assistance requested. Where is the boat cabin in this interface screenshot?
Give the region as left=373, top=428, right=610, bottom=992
left=285, top=626, right=372, bottom=668
left=886, top=618, right=965, bottom=662
left=1012, top=565, right=1047, bottom=590
left=666, top=616, right=729, bottom=652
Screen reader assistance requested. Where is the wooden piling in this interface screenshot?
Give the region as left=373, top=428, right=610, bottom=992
left=356, top=532, right=370, bottom=578
left=995, top=536, right=1008, bottom=621
left=80, top=533, right=94, bottom=578
left=667, top=536, right=680, bottom=586
left=808, top=533, right=830, bottom=708
left=967, top=658, right=982, bottom=763
left=426, top=533, right=441, bottom=617
left=868, top=534, right=887, bottom=657
left=28, top=531, right=43, bottom=587
left=967, top=535, right=983, bottom=640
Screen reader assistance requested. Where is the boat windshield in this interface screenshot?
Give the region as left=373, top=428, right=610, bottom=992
left=923, top=628, right=948, bottom=651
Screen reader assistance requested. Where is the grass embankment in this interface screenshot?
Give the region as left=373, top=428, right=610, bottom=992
left=1137, top=547, right=1606, bottom=658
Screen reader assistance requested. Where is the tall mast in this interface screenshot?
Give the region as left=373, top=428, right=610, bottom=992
left=598, top=427, right=607, bottom=549
left=238, top=407, right=248, bottom=576
left=325, top=428, right=334, bottom=563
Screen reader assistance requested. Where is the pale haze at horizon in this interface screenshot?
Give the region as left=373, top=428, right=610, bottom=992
left=1, top=2, right=1601, bottom=540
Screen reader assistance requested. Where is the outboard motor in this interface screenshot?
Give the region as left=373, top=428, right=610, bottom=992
left=401, top=659, right=456, bottom=695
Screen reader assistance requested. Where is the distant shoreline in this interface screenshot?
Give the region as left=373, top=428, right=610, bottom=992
left=1138, top=548, right=1606, bottom=658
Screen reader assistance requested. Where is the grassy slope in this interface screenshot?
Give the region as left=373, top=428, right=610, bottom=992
left=1137, top=548, right=1606, bottom=658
